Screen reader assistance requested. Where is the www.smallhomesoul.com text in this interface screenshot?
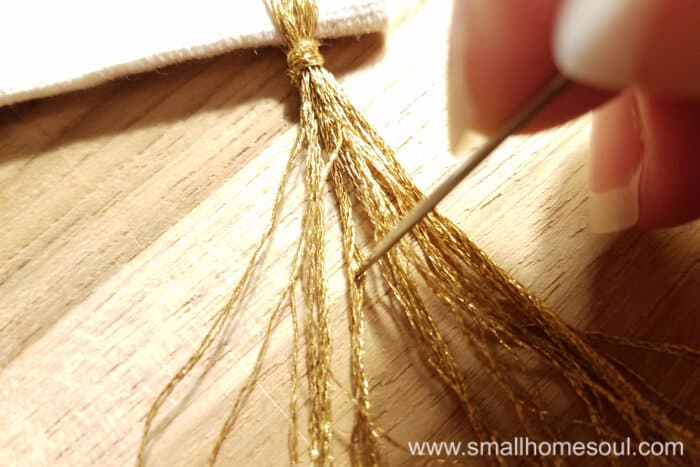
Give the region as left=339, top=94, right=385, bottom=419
left=408, top=437, right=684, bottom=458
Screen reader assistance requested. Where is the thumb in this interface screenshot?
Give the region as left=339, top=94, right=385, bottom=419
left=553, top=0, right=700, bottom=98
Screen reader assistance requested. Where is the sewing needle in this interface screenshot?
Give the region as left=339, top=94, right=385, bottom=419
left=355, top=73, right=571, bottom=278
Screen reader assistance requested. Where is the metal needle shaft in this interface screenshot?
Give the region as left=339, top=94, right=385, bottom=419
left=355, top=73, right=571, bottom=278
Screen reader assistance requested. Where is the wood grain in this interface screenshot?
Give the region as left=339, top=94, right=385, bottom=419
left=1, top=1, right=698, bottom=466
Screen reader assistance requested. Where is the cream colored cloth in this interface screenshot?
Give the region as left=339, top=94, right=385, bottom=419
left=0, top=0, right=387, bottom=107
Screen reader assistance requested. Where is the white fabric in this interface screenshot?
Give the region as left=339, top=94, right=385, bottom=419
left=0, top=0, right=387, bottom=107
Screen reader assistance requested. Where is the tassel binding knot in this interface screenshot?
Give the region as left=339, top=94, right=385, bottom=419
left=286, top=38, right=324, bottom=88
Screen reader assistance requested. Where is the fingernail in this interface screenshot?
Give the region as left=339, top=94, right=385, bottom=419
left=447, top=0, right=474, bottom=154
left=587, top=92, right=644, bottom=233
left=553, top=0, right=654, bottom=89
left=589, top=166, right=641, bottom=233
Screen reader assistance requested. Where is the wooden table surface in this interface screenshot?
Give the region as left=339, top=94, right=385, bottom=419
left=1, top=1, right=698, bottom=466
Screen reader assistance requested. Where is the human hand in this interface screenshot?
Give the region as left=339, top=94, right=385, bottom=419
left=447, top=0, right=700, bottom=232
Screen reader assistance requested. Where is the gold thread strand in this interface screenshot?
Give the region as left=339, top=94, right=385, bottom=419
left=136, top=130, right=303, bottom=467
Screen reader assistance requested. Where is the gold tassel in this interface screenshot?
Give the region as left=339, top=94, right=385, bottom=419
left=137, top=0, right=700, bottom=465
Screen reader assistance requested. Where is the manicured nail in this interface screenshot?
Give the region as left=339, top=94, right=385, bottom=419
left=589, top=166, right=641, bottom=233
left=553, top=0, right=654, bottom=90
left=587, top=92, right=645, bottom=233
left=447, top=0, right=474, bottom=154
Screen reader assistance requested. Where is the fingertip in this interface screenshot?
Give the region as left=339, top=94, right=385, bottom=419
left=554, top=0, right=700, bottom=98
left=447, top=0, right=611, bottom=137
left=635, top=95, right=700, bottom=228
left=553, top=0, right=654, bottom=91
left=448, top=0, right=563, bottom=136
left=588, top=92, right=643, bottom=233
left=587, top=91, right=700, bottom=232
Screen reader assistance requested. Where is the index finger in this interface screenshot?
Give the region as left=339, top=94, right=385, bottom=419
left=447, top=0, right=613, bottom=149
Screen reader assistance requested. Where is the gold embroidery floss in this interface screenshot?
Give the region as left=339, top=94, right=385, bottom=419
left=137, top=0, right=700, bottom=465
